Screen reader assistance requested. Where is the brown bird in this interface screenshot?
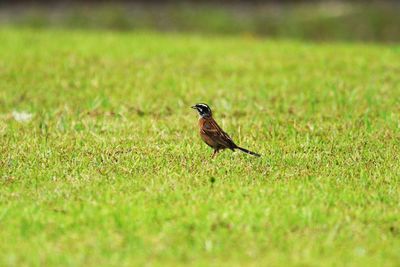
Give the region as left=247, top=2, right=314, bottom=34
left=191, top=103, right=261, bottom=158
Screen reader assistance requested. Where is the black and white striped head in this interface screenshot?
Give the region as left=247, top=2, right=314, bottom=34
left=191, top=103, right=212, bottom=117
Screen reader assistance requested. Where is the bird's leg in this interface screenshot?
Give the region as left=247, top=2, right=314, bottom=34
left=212, top=149, right=219, bottom=158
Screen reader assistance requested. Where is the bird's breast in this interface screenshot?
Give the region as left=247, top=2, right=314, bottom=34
left=197, top=117, right=217, bottom=147
left=198, top=117, right=206, bottom=128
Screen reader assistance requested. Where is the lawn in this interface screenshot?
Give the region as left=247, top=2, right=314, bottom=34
left=0, top=28, right=399, bottom=267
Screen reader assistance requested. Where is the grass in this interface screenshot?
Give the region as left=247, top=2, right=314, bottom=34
left=1, top=2, right=400, bottom=42
left=0, top=28, right=400, bottom=267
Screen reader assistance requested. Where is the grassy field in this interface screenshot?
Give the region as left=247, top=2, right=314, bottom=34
left=0, top=28, right=400, bottom=267
left=2, top=2, right=400, bottom=42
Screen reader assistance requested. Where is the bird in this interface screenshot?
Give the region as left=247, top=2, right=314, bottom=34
left=191, top=103, right=261, bottom=158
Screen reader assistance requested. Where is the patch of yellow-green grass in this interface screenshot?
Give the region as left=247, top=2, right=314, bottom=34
left=0, top=28, right=399, bottom=267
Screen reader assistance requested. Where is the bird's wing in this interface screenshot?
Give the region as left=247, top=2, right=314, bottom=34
left=202, top=119, right=237, bottom=149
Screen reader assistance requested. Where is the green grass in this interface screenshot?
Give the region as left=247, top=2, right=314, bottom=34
left=0, top=28, right=400, bottom=267
left=2, top=2, right=400, bottom=42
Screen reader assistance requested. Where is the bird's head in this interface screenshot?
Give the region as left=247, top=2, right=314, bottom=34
left=191, top=103, right=212, bottom=117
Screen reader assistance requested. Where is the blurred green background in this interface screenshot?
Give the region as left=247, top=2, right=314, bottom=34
left=1, top=1, right=399, bottom=43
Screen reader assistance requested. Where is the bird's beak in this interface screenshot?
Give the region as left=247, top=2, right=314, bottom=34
left=191, top=106, right=197, bottom=109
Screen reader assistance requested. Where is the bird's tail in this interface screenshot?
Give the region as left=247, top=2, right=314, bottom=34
left=236, top=146, right=261, bottom=157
